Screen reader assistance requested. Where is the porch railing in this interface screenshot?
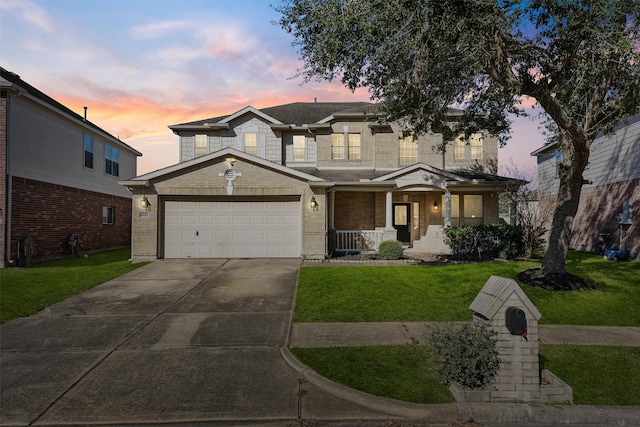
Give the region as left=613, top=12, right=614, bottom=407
left=334, top=229, right=384, bottom=253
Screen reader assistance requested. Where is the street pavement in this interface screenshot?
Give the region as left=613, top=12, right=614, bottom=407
left=1, top=258, right=639, bottom=426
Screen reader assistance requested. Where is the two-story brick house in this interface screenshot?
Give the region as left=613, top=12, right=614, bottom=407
left=121, top=102, right=518, bottom=261
left=532, top=113, right=639, bottom=260
left=1, top=67, right=141, bottom=267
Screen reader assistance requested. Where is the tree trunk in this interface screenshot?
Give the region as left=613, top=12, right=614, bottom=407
left=542, top=133, right=590, bottom=275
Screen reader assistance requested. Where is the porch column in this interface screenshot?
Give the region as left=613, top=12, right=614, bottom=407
left=444, top=191, right=452, bottom=228
left=328, top=191, right=335, bottom=230
left=385, top=191, right=393, bottom=230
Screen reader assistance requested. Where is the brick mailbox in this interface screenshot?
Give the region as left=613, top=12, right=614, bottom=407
left=462, top=275, right=572, bottom=403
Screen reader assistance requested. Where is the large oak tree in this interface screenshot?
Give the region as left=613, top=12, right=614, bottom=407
left=276, top=0, right=640, bottom=275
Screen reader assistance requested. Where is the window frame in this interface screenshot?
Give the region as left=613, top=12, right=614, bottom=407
left=244, top=133, right=257, bottom=155
left=464, top=195, right=483, bottom=219
left=454, top=136, right=466, bottom=160
left=105, top=145, right=120, bottom=177
left=102, top=206, right=115, bottom=224
left=195, top=134, right=208, bottom=157
left=347, top=133, right=361, bottom=159
left=398, top=131, right=417, bottom=166
left=293, top=134, right=306, bottom=161
left=84, top=134, right=94, bottom=169
left=470, top=133, right=484, bottom=159
left=331, top=133, right=345, bottom=159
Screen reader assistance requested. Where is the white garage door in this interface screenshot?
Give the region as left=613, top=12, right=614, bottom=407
left=164, top=200, right=301, bottom=258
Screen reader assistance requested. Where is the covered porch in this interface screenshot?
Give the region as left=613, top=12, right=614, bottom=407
left=325, top=165, right=506, bottom=255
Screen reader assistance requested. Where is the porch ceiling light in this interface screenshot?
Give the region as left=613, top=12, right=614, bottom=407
left=310, top=196, right=319, bottom=211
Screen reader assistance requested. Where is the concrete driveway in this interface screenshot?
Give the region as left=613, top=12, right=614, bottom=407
left=1, top=258, right=400, bottom=426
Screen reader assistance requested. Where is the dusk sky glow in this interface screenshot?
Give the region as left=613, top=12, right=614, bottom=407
left=1, top=0, right=545, bottom=176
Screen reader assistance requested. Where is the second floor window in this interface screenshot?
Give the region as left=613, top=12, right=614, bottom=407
left=398, top=132, right=417, bottom=166
left=348, top=134, right=361, bottom=159
left=105, top=145, right=119, bottom=177
left=454, top=137, right=465, bottom=159
left=331, top=133, right=344, bottom=159
left=244, top=133, right=257, bottom=155
left=470, top=133, right=483, bottom=159
left=195, top=134, right=208, bottom=157
left=84, top=134, right=94, bottom=169
left=331, top=132, right=361, bottom=159
left=293, top=135, right=306, bottom=161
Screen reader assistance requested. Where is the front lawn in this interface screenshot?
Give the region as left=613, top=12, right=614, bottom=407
left=0, top=249, right=147, bottom=324
left=292, top=344, right=640, bottom=406
left=295, top=252, right=640, bottom=326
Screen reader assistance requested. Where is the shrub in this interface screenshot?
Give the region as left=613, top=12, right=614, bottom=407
left=377, top=240, right=404, bottom=260
left=424, top=322, right=502, bottom=389
left=443, top=224, right=524, bottom=260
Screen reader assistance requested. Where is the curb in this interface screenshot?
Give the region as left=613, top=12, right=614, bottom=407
left=280, top=348, right=640, bottom=426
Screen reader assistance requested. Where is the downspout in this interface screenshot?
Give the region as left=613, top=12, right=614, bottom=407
left=5, top=91, right=16, bottom=265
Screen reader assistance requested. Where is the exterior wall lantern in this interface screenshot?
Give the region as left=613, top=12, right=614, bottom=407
left=141, top=196, right=151, bottom=211
left=310, top=196, right=319, bottom=211
left=433, top=200, right=439, bottom=211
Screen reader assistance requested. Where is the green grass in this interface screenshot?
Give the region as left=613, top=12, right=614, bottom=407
left=539, top=344, right=640, bottom=406
left=296, top=252, right=640, bottom=326
left=291, top=345, right=454, bottom=404
left=0, top=249, right=147, bottom=324
left=292, top=344, right=640, bottom=406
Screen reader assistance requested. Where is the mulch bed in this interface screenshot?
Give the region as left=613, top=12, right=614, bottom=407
left=518, top=268, right=594, bottom=291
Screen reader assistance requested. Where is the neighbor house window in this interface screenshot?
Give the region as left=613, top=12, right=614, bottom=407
left=398, top=132, right=417, bottom=166
left=454, top=136, right=465, bottom=159
left=102, top=206, right=115, bottom=224
left=244, top=133, right=257, bottom=155
left=464, top=195, right=483, bottom=219
left=105, top=145, right=119, bottom=176
left=331, top=133, right=344, bottom=159
left=293, top=135, right=306, bottom=161
left=348, top=133, right=361, bottom=159
left=84, top=134, right=94, bottom=169
left=470, top=133, right=483, bottom=159
left=195, top=134, right=208, bottom=157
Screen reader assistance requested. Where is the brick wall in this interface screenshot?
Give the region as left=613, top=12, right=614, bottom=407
left=10, top=176, right=131, bottom=263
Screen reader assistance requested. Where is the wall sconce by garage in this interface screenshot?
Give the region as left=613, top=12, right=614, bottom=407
left=433, top=200, right=439, bottom=211
left=141, top=196, right=151, bottom=211
left=310, top=196, right=319, bottom=211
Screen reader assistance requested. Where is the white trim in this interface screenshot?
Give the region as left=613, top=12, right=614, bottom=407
left=127, top=147, right=325, bottom=182
left=220, top=106, right=284, bottom=125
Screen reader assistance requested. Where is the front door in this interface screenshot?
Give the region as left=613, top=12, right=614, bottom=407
left=393, top=203, right=411, bottom=243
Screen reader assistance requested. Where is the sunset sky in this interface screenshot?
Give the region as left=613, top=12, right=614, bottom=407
left=1, top=0, right=545, bottom=176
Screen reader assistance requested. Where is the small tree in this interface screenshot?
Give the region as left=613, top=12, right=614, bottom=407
left=501, top=162, right=550, bottom=258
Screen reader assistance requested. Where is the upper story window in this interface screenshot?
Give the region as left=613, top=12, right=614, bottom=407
left=293, top=135, right=306, bottom=161
left=454, top=137, right=465, bottom=159
left=244, top=133, right=257, bottom=155
left=331, top=132, right=361, bottom=159
left=331, top=133, right=345, bottom=159
left=84, top=134, right=94, bottom=169
left=470, top=133, right=484, bottom=159
left=398, top=132, right=417, bottom=166
left=195, top=134, right=208, bottom=157
left=105, top=145, right=119, bottom=177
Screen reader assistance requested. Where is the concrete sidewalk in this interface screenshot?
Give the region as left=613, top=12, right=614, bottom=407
left=290, top=322, right=640, bottom=348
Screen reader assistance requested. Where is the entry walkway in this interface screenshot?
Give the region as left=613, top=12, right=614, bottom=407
left=290, top=322, right=640, bottom=348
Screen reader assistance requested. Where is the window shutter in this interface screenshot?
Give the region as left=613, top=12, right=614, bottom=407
left=258, top=134, right=266, bottom=158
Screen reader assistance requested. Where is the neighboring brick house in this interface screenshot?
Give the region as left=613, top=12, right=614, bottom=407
left=0, top=67, right=141, bottom=267
left=121, top=102, right=519, bottom=261
left=532, top=113, right=639, bottom=260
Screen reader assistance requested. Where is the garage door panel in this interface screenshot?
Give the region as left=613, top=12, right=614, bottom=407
left=165, top=200, right=301, bottom=258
